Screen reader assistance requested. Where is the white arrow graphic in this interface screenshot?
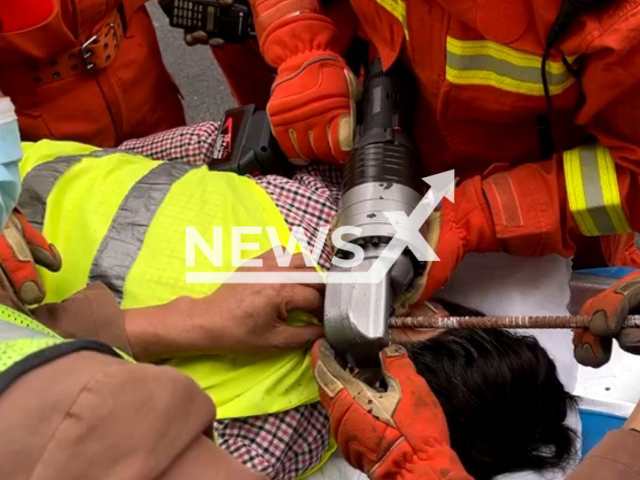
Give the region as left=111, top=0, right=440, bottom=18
left=186, top=170, right=456, bottom=284
left=350, top=170, right=456, bottom=284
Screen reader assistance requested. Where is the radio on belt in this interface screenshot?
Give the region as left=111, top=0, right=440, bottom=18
left=167, top=0, right=256, bottom=43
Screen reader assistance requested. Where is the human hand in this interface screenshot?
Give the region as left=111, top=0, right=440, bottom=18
left=157, top=0, right=233, bottom=48
left=573, top=270, right=640, bottom=368
left=0, top=208, right=61, bottom=307
left=125, top=251, right=324, bottom=360
left=311, top=339, right=472, bottom=480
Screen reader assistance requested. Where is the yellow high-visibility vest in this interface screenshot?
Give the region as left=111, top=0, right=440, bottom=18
left=0, top=304, right=126, bottom=396
left=18, top=139, right=334, bottom=476
left=18, top=141, right=323, bottom=414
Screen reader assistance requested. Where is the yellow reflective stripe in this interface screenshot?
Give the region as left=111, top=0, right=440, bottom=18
left=445, top=66, right=575, bottom=96
left=446, top=37, right=573, bottom=72
left=564, top=148, right=599, bottom=236
left=563, top=145, right=631, bottom=236
left=445, top=36, right=576, bottom=96
left=374, top=0, right=408, bottom=38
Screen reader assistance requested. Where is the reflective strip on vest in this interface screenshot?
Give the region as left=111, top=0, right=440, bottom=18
left=564, top=144, right=632, bottom=236
left=0, top=320, right=52, bottom=342
left=445, top=36, right=576, bottom=96
left=0, top=305, right=62, bottom=377
left=374, top=0, right=408, bottom=38
left=20, top=151, right=195, bottom=302
left=90, top=162, right=194, bottom=301
left=18, top=149, right=122, bottom=231
left=18, top=142, right=326, bottom=429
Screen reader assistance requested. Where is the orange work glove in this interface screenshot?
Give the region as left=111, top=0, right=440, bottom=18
left=419, top=176, right=502, bottom=302
left=311, top=339, right=472, bottom=480
left=248, top=0, right=359, bottom=165
left=573, top=271, right=640, bottom=368
left=0, top=208, right=61, bottom=306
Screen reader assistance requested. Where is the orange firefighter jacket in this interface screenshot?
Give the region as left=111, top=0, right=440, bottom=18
left=347, top=0, right=640, bottom=264
left=0, top=0, right=186, bottom=147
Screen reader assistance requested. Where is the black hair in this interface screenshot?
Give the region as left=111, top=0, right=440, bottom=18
left=540, top=0, right=616, bottom=154
left=407, top=326, right=577, bottom=479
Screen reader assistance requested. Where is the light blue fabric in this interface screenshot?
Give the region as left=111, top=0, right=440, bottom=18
left=576, top=267, right=637, bottom=278
left=579, top=408, right=626, bottom=457
left=0, top=119, right=22, bottom=229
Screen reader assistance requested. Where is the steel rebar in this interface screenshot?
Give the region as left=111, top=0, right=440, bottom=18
left=389, top=314, right=640, bottom=329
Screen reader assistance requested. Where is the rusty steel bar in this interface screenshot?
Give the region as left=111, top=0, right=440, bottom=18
left=389, top=315, right=640, bottom=330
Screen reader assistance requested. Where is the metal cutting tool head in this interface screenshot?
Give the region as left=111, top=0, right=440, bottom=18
left=323, top=58, right=425, bottom=368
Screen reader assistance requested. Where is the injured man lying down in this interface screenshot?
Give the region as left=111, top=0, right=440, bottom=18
left=18, top=124, right=581, bottom=480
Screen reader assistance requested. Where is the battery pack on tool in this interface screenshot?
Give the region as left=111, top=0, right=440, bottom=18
left=168, top=0, right=255, bottom=43
left=209, top=105, right=289, bottom=176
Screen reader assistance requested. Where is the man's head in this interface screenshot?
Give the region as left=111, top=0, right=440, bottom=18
left=407, top=328, right=577, bottom=480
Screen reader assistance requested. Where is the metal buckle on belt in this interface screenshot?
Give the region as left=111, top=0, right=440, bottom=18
left=81, top=34, right=100, bottom=72
left=80, top=22, right=119, bottom=72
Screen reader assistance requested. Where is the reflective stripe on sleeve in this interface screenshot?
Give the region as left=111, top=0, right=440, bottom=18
left=563, top=144, right=631, bottom=236
left=445, top=36, right=576, bottom=96
left=374, top=0, right=408, bottom=38
left=88, top=162, right=194, bottom=302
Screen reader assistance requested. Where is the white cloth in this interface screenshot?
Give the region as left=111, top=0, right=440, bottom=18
left=306, top=454, right=367, bottom=480
left=439, top=253, right=581, bottom=480
left=309, top=253, right=581, bottom=480
left=437, top=253, right=578, bottom=394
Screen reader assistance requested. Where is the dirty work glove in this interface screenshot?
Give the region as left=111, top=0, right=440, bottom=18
left=573, top=271, right=640, bottom=368
left=0, top=208, right=61, bottom=306
left=248, top=0, right=359, bottom=165
left=311, top=339, right=472, bottom=480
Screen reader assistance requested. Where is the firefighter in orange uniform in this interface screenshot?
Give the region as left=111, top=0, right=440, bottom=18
left=175, top=0, right=359, bottom=111
left=244, top=0, right=640, bottom=366
left=0, top=0, right=186, bottom=147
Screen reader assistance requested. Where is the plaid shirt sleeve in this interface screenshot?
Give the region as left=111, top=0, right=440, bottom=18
left=215, top=403, right=331, bottom=480
left=119, top=122, right=342, bottom=270
left=118, top=123, right=337, bottom=479
left=119, top=122, right=219, bottom=165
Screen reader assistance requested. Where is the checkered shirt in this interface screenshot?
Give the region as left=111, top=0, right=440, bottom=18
left=120, top=122, right=338, bottom=479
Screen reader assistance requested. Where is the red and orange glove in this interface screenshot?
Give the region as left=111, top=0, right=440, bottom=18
left=573, top=271, right=640, bottom=368
left=417, top=176, right=502, bottom=302
left=311, top=339, right=472, bottom=480
left=0, top=208, right=61, bottom=306
left=248, top=0, right=359, bottom=165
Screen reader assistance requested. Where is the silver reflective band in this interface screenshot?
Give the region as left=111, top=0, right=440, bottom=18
left=445, top=36, right=576, bottom=96
left=563, top=144, right=631, bottom=236
left=579, top=146, right=617, bottom=234
left=89, top=162, right=194, bottom=302
left=446, top=52, right=572, bottom=87
left=18, top=149, right=122, bottom=230
left=0, top=319, right=53, bottom=342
